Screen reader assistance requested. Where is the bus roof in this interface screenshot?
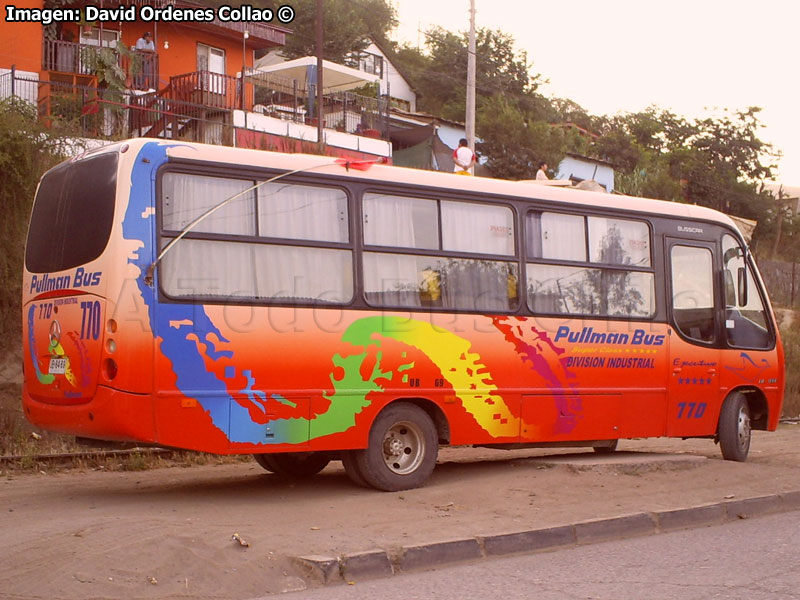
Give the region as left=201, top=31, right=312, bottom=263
left=114, top=139, right=739, bottom=232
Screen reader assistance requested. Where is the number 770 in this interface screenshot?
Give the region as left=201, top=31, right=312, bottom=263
left=677, top=402, right=707, bottom=419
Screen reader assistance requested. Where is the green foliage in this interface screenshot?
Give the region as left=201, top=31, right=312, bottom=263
left=391, top=26, right=572, bottom=179
left=396, top=26, right=541, bottom=121
left=0, top=99, right=77, bottom=355
left=233, top=0, right=397, bottom=62
left=547, top=98, right=602, bottom=132
left=777, top=217, right=800, bottom=262
left=615, top=161, right=683, bottom=202
left=80, top=41, right=134, bottom=104
left=589, top=106, right=784, bottom=257
left=476, top=96, right=569, bottom=180
left=43, top=0, right=78, bottom=40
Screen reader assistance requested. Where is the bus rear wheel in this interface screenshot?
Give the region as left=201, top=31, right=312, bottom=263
left=253, top=452, right=330, bottom=477
left=344, top=403, right=438, bottom=491
left=718, top=393, right=751, bottom=462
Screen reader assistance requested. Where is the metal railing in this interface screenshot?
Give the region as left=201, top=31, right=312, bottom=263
left=0, top=74, right=232, bottom=144
left=42, top=39, right=160, bottom=90
left=167, top=71, right=241, bottom=110
left=128, top=87, right=235, bottom=144
left=207, top=18, right=286, bottom=46
left=323, top=89, right=389, bottom=138
left=0, top=71, right=12, bottom=98
left=2, top=67, right=391, bottom=144
left=0, top=69, right=38, bottom=105
left=246, top=67, right=390, bottom=138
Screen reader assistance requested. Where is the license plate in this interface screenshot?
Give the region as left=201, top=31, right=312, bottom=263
left=48, top=358, right=67, bottom=374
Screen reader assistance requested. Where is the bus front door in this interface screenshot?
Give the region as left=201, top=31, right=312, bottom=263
left=666, top=239, right=721, bottom=437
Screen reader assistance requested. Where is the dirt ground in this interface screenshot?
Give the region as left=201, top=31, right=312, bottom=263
left=1, top=425, right=800, bottom=600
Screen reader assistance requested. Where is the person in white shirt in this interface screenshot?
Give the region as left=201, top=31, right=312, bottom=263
left=135, top=31, right=155, bottom=52
left=453, top=138, right=476, bottom=175
left=536, top=162, right=549, bottom=180
left=134, top=32, right=155, bottom=89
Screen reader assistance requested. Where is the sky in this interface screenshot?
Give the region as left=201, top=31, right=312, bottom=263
left=390, top=0, right=800, bottom=185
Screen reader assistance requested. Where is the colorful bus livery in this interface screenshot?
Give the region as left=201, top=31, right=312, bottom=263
left=22, top=140, right=784, bottom=491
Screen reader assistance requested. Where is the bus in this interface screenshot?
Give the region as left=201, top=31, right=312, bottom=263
left=22, top=139, right=784, bottom=491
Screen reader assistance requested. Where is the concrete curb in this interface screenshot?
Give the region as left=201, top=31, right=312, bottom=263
left=398, top=538, right=483, bottom=572
left=293, top=491, right=800, bottom=585
left=479, top=524, right=575, bottom=556
left=339, top=549, right=394, bottom=580
left=574, top=512, right=656, bottom=544
left=654, top=503, right=726, bottom=532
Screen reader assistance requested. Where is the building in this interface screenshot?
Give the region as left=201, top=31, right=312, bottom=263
left=556, top=153, right=616, bottom=193
left=346, top=37, right=417, bottom=113
left=0, top=0, right=391, bottom=161
left=764, top=183, right=800, bottom=218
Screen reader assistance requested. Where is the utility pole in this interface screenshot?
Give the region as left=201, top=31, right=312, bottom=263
left=465, top=0, right=476, bottom=162
left=772, top=186, right=786, bottom=259
left=316, top=0, right=324, bottom=152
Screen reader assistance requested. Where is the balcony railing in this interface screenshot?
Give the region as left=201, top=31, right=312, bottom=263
left=3, top=66, right=390, bottom=144
left=166, top=71, right=241, bottom=110
left=322, top=90, right=388, bottom=137
left=246, top=68, right=390, bottom=138
left=42, top=39, right=159, bottom=90
left=207, top=18, right=286, bottom=46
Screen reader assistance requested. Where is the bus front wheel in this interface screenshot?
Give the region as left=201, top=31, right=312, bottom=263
left=344, top=403, right=438, bottom=491
left=253, top=452, right=330, bottom=477
left=718, top=393, right=751, bottom=462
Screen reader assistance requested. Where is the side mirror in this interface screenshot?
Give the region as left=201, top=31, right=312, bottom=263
left=737, top=267, right=748, bottom=306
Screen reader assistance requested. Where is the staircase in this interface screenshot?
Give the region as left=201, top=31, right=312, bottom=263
left=131, top=71, right=239, bottom=143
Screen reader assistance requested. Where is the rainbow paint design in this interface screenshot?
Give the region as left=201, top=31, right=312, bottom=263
left=123, top=144, right=516, bottom=446
left=323, top=316, right=519, bottom=438
left=117, top=142, right=592, bottom=447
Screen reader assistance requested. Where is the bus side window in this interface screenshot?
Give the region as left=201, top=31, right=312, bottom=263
left=722, top=235, right=772, bottom=349
left=671, top=245, right=715, bottom=343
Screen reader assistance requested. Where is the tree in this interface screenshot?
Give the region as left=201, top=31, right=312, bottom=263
left=591, top=105, right=781, bottom=257
left=396, top=26, right=541, bottom=120
left=0, top=99, right=79, bottom=354
left=476, top=96, right=570, bottom=180
left=219, top=0, right=397, bottom=62
left=391, top=26, right=569, bottom=178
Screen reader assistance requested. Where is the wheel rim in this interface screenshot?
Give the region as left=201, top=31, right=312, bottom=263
left=737, top=406, right=751, bottom=451
left=382, top=420, right=425, bottom=475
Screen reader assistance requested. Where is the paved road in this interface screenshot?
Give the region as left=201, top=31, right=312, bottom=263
left=276, top=510, right=800, bottom=600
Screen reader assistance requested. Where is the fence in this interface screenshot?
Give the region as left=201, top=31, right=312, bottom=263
left=128, top=89, right=236, bottom=145
left=3, top=66, right=391, bottom=143
left=0, top=68, right=39, bottom=105
left=759, top=259, right=798, bottom=309
left=246, top=67, right=390, bottom=138
left=42, top=40, right=160, bottom=91
left=323, top=90, right=389, bottom=138
left=1, top=71, right=236, bottom=144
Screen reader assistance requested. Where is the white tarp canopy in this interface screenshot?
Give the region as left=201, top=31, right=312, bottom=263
left=249, top=56, right=379, bottom=94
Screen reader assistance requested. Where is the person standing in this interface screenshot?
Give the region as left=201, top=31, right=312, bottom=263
left=536, top=161, right=549, bottom=180
left=134, top=32, right=155, bottom=89
left=453, top=138, right=476, bottom=175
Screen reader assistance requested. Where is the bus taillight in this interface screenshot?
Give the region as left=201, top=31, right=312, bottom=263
left=102, top=358, right=118, bottom=381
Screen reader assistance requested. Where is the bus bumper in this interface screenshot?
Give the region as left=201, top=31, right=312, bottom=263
left=22, top=385, right=156, bottom=444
